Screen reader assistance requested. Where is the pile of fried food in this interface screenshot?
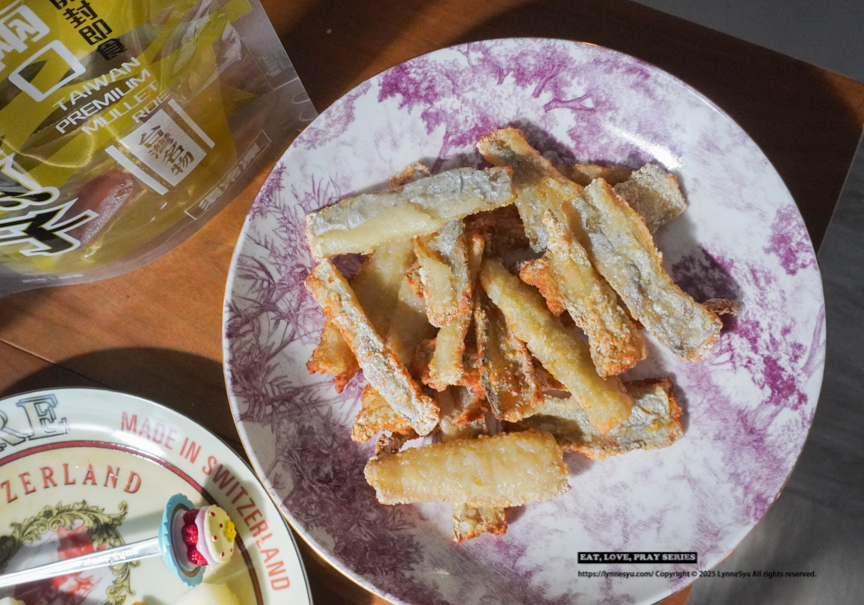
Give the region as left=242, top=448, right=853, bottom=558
left=303, top=128, right=736, bottom=543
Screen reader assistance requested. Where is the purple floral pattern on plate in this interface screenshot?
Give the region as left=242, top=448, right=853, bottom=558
left=223, top=39, right=825, bottom=605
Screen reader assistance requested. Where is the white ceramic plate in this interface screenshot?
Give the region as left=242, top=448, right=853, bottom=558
left=223, top=38, right=825, bottom=605
left=0, top=388, right=311, bottom=605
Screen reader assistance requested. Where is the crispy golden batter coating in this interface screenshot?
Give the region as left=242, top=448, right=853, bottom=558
left=704, top=298, right=740, bottom=316
left=307, top=318, right=360, bottom=392
left=414, top=220, right=470, bottom=327
left=543, top=211, right=646, bottom=376
left=306, top=167, right=514, bottom=258
left=475, top=295, right=544, bottom=422
left=305, top=260, right=439, bottom=435
left=480, top=258, right=633, bottom=434
left=364, top=430, right=569, bottom=507
left=517, top=257, right=566, bottom=317
left=390, top=162, right=431, bottom=189
left=569, top=180, right=721, bottom=361
left=427, top=234, right=485, bottom=390
left=307, top=239, right=414, bottom=388
left=516, top=379, right=683, bottom=459
left=452, top=504, right=508, bottom=543
left=386, top=275, right=437, bottom=366
left=613, top=163, right=687, bottom=233
left=352, top=384, right=414, bottom=442
left=427, top=315, right=472, bottom=390
left=477, top=128, right=582, bottom=252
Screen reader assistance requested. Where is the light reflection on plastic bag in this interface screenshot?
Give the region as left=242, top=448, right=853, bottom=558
left=0, top=0, right=316, bottom=296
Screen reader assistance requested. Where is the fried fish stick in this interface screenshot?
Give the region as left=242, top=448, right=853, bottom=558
left=518, top=257, right=566, bottom=317
left=386, top=276, right=437, bottom=366
left=306, top=167, right=513, bottom=258
left=307, top=318, right=359, bottom=392
left=479, top=259, right=632, bottom=434
left=452, top=504, right=508, bottom=543
left=558, top=163, right=686, bottom=233
left=427, top=235, right=485, bottom=389
left=352, top=274, right=437, bottom=442
left=305, top=260, right=439, bottom=435
left=352, top=239, right=416, bottom=334
left=307, top=239, right=414, bottom=388
left=364, top=430, right=569, bottom=507
left=352, top=384, right=413, bottom=442
left=390, top=161, right=431, bottom=188
left=570, top=180, right=721, bottom=361
left=375, top=429, right=419, bottom=456
left=475, top=295, right=543, bottom=422
left=477, top=128, right=582, bottom=252
left=414, top=220, right=471, bottom=327
left=438, top=386, right=488, bottom=433
left=427, top=316, right=472, bottom=390
left=543, top=211, right=646, bottom=376
left=613, top=163, right=687, bottom=233
left=517, top=379, right=683, bottom=459
left=465, top=205, right=531, bottom=258
left=412, top=243, right=457, bottom=323
left=436, top=388, right=507, bottom=541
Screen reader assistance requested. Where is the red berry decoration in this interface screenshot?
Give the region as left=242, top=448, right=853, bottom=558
left=187, top=546, right=208, bottom=566
left=181, top=523, right=198, bottom=546
left=183, top=510, right=198, bottom=525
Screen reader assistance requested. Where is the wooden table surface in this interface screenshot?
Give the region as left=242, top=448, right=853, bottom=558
left=3, top=0, right=864, bottom=604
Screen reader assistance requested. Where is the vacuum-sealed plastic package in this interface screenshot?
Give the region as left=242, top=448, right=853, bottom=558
left=0, top=0, right=316, bottom=295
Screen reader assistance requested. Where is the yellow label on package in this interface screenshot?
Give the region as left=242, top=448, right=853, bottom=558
left=0, top=0, right=312, bottom=289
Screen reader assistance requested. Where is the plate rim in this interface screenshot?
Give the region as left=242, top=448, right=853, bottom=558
left=222, top=36, right=826, bottom=605
left=0, top=386, right=314, bottom=605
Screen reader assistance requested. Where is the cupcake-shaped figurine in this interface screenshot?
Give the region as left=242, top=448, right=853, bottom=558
left=180, top=505, right=237, bottom=566
left=160, top=494, right=237, bottom=586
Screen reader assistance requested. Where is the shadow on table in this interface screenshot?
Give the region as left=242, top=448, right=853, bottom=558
left=275, top=0, right=434, bottom=111
left=0, top=347, right=243, bottom=454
